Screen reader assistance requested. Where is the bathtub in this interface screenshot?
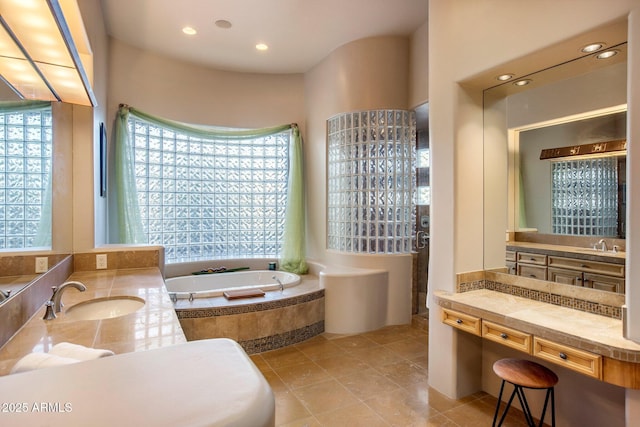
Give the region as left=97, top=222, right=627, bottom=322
left=164, top=270, right=301, bottom=300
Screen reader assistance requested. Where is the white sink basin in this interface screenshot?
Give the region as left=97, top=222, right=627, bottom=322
left=65, top=296, right=145, bottom=321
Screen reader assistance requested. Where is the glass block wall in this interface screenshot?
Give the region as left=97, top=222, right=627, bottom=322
left=129, top=117, right=289, bottom=263
left=0, top=108, right=52, bottom=249
left=551, top=156, right=618, bottom=236
left=327, top=110, right=416, bottom=253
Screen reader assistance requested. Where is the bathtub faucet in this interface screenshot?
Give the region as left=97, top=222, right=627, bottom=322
left=272, top=276, right=284, bottom=292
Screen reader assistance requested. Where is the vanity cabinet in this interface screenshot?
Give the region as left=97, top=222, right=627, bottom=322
left=505, top=251, right=517, bottom=274
left=441, top=307, right=603, bottom=380
left=516, top=252, right=547, bottom=280
left=548, top=256, right=625, bottom=293
left=506, top=248, right=625, bottom=293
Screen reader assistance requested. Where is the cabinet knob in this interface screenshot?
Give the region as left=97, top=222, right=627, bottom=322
left=456, top=319, right=463, bottom=324
left=559, top=352, right=568, bottom=360
left=581, top=264, right=590, bottom=269
left=500, top=333, right=508, bottom=339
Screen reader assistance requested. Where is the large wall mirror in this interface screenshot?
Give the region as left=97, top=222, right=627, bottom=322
left=0, top=87, right=73, bottom=304
left=482, top=20, right=627, bottom=294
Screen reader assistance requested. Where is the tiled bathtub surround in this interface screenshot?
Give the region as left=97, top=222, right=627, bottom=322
left=175, top=277, right=324, bottom=354
left=456, top=270, right=624, bottom=319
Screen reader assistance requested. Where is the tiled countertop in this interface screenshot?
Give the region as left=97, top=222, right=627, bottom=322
left=0, top=267, right=187, bottom=376
left=434, top=289, right=640, bottom=362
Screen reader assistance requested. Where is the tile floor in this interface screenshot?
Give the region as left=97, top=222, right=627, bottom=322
left=250, top=315, right=531, bottom=427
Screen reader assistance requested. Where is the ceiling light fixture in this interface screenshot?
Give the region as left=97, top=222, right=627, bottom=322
left=182, top=26, right=197, bottom=35
left=513, top=79, right=532, bottom=87
left=215, top=19, right=232, bottom=29
left=0, top=0, right=96, bottom=106
left=255, top=43, right=269, bottom=51
left=596, top=49, right=618, bottom=60
left=496, top=74, right=514, bottom=81
left=581, top=42, right=604, bottom=53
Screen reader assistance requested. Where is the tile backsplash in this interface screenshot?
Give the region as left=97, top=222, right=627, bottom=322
left=457, top=269, right=624, bottom=319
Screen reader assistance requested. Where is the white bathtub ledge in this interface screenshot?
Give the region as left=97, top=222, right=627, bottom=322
left=0, top=339, right=274, bottom=427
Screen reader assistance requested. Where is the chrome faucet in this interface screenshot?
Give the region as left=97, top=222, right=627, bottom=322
left=272, top=276, right=284, bottom=292
left=597, top=239, right=608, bottom=252
left=0, top=289, right=11, bottom=302
left=52, top=281, right=86, bottom=312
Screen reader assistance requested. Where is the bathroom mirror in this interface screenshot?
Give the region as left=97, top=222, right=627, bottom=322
left=0, top=94, right=73, bottom=305
left=481, top=20, right=628, bottom=294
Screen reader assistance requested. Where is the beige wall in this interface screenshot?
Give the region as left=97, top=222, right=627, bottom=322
left=304, top=35, right=412, bottom=260
left=427, top=0, right=640, bottom=425
left=409, top=21, right=428, bottom=109
left=107, top=39, right=305, bottom=130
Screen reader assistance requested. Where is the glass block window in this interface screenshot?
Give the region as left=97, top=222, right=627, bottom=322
left=327, top=110, right=416, bottom=253
left=0, top=107, right=52, bottom=249
left=128, top=117, right=289, bottom=263
left=551, top=157, right=618, bottom=236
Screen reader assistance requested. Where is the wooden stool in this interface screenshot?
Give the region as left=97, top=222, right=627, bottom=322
left=492, top=358, right=558, bottom=427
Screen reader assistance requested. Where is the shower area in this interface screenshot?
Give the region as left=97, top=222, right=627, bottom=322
left=414, top=103, right=430, bottom=316
left=326, top=109, right=416, bottom=329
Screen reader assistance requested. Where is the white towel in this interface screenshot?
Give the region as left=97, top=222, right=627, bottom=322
left=10, top=352, right=80, bottom=374
left=49, top=342, right=114, bottom=360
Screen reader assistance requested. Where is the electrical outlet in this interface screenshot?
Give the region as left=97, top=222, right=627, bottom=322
left=35, top=257, right=48, bottom=273
left=96, top=254, right=108, bottom=270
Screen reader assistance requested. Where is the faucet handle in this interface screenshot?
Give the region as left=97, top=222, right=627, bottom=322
left=43, top=300, right=56, bottom=320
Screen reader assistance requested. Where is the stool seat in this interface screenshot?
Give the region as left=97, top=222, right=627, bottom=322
left=493, top=358, right=558, bottom=389
left=492, top=358, right=558, bottom=427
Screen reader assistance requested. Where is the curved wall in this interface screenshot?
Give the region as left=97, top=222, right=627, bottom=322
left=305, top=36, right=413, bottom=326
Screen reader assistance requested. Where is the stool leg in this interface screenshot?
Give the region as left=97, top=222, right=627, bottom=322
left=514, top=386, right=536, bottom=427
left=537, top=387, right=552, bottom=427
left=494, top=381, right=519, bottom=427
left=492, top=380, right=506, bottom=427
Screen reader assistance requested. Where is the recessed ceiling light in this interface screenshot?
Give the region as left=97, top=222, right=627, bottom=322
left=496, top=74, right=514, bottom=81
left=182, top=26, right=197, bottom=35
left=255, top=43, right=269, bottom=51
left=596, top=49, right=618, bottom=60
left=215, top=19, right=232, bottom=29
left=513, top=79, right=532, bottom=87
left=581, top=43, right=604, bottom=53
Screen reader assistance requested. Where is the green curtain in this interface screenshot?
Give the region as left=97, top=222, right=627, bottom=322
left=0, top=101, right=52, bottom=247
left=279, top=125, right=308, bottom=274
left=114, top=107, right=146, bottom=243
left=114, top=105, right=307, bottom=273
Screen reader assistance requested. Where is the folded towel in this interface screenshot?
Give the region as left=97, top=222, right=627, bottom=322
left=10, top=352, right=80, bottom=374
left=49, top=342, right=114, bottom=360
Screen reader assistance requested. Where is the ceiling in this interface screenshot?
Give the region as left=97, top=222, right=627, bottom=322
left=100, top=0, right=428, bottom=74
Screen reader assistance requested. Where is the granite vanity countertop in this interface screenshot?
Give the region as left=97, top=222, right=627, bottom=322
left=506, top=241, right=626, bottom=263
left=0, top=267, right=187, bottom=376
left=435, top=289, right=640, bottom=362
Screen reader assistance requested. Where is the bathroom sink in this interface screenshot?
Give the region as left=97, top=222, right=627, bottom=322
left=575, top=248, right=623, bottom=255
left=65, top=296, right=145, bottom=321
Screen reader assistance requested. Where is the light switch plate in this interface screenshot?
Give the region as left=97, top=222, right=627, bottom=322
left=96, top=254, right=107, bottom=270
left=35, top=257, right=48, bottom=273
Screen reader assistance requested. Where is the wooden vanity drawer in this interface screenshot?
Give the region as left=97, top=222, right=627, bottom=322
left=505, top=250, right=516, bottom=262
left=482, top=320, right=532, bottom=354
left=441, top=308, right=481, bottom=336
left=517, top=252, right=547, bottom=265
left=548, top=256, right=624, bottom=277
left=517, top=264, right=547, bottom=280
left=533, top=337, right=602, bottom=379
